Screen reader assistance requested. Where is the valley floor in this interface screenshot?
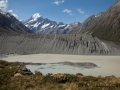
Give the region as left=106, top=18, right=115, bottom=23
left=2, top=54, right=120, bottom=77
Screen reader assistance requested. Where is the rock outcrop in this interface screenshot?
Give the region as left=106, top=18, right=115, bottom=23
left=0, top=33, right=120, bottom=55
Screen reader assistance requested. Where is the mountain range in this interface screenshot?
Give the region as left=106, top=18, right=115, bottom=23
left=23, top=13, right=81, bottom=34
left=0, top=0, right=120, bottom=55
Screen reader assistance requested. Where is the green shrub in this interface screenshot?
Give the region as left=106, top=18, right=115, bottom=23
left=0, top=60, right=9, bottom=66
left=35, top=70, right=43, bottom=76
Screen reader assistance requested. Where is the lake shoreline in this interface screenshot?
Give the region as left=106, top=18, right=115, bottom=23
left=1, top=54, right=120, bottom=77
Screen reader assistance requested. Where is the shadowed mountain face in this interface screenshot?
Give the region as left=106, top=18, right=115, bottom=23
left=0, top=33, right=120, bottom=55
left=69, top=1, right=120, bottom=43
left=0, top=9, right=32, bottom=33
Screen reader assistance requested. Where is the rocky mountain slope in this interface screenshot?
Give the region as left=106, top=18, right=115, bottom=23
left=69, top=0, right=120, bottom=43
left=0, top=33, right=120, bottom=55
left=24, top=13, right=80, bottom=34
left=0, top=9, right=32, bottom=33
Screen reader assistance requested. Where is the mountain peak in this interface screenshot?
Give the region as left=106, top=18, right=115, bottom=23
left=73, top=22, right=81, bottom=25
left=32, top=13, right=41, bottom=20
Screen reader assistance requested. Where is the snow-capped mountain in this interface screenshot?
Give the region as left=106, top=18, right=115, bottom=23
left=24, top=13, right=80, bottom=34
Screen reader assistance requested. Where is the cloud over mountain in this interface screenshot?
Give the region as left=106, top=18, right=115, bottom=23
left=7, top=9, right=18, bottom=18
left=0, top=0, right=18, bottom=18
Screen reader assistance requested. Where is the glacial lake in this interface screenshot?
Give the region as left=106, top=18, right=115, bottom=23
left=1, top=54, right=120, bottom=77
left=25, top=62, right=97, bottom=75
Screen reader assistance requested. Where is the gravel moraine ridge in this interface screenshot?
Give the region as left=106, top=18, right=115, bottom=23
left=0, top=33, right=120, bottom=55
left=18, top=61, right=98, bottom=69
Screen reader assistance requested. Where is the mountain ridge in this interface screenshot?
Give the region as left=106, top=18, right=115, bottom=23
left=24, top=13, right=81, bottom=34
left=0, top=33, right=120, bottom=55
left=0, top=9, right=32, bottom=33
left=69, top=1, right=120, bottom=43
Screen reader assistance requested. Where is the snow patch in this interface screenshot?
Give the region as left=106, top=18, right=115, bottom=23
left=0, top=10, right=11, bottom=18
left=25, top=25, right=29, bottom=27
left=73, top=22, right=80, bottom=25
left=28, top=13, right=41, bottom=23
left=6, top=14, right=10, bottom=18
left=31, top=22, right=42, bottom=28
left=32, top=13, right=41, bottom=20
left=65, top=25, right=69, bottom=29
left=0, top=10, right=6, bottom=15
left=50, top=25, right=54, bottom=28
left=41, top=23, right=50, bottom=29
left=59, top=24, right=66, bottom=27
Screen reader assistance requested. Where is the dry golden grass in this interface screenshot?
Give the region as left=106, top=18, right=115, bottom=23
left=2, top=75, right=118, bottom=90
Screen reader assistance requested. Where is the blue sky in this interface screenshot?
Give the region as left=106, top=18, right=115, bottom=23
left=0, top=0, right=117, bottom=24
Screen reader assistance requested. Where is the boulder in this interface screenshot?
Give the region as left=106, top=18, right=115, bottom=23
left=14, top=73, right=22, bottom=77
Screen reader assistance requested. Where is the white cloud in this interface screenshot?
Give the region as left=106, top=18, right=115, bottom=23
left=0, top=0, right=8, bottom=11
left=53, top=0, right=64, bottom=5
left=77, top=8, right=88, bottom=17
left=7, top=10, right=13, bottom=13
left=63, top=9, right=71, bottom=13
left=78, top=8, right=84, bottom=14
left=53, top=1, right=59, bottom=5
left=63, top=9, right=73, bottom=15
left=62, top=9, right=73, bottom=15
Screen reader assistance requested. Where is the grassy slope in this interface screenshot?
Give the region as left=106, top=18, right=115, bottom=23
left=89, top=11, right=120, bottom=43
left=0, top=28, right=10, bottom=33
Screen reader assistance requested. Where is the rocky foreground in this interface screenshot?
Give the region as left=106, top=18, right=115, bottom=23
left=0, top=33, right=120, bottom=55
